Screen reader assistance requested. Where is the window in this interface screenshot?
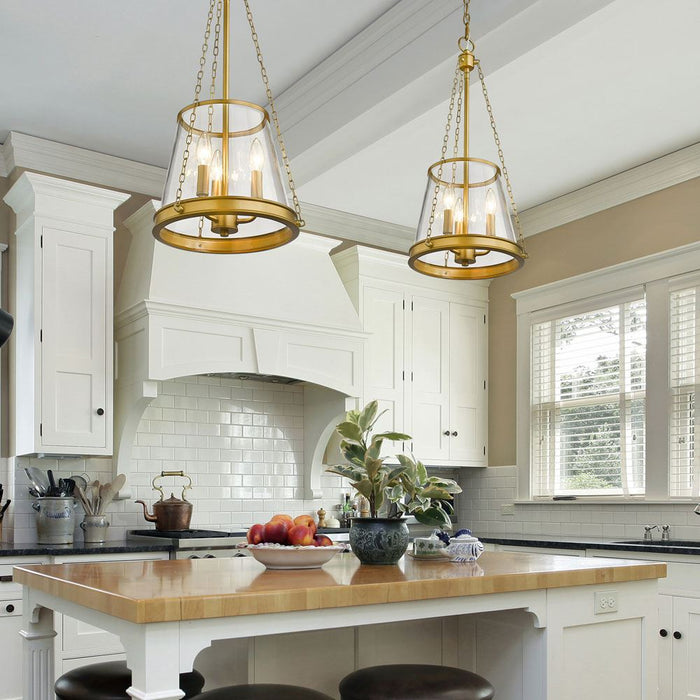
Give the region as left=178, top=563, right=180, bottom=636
left=670, top=284, right=700, bottom=497
left=515, top=241, right=700, bottom=501
left=531, top=298, right=646, bottom=497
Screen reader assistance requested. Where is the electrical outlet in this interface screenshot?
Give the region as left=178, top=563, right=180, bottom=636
left=594, top=590, right=618, bottom=614
left=500, top=503, right=515, bottom=516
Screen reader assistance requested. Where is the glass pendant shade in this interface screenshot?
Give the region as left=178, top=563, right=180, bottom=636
left=409, top=158, right=525, bottom=279
left=154, top=99, right=297, bottom=253
left=153, top=0, right=302, bottom=255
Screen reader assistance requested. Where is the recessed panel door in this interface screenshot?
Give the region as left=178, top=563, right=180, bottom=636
left=448, top=302, right=487, bottom=464
left=41, top=228, right=108, bottom=450
left=409, top=295, right=449, bottom=462
left=362, top=284, right=406, bottom=438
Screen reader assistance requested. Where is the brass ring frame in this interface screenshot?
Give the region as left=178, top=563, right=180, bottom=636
left=408, top=234, right=525, bottom=280
left=176, top=98, right=269, bottom=138
left=427, top=157, right=500, bottom=188
left=153, top=196, right=299, bottom=254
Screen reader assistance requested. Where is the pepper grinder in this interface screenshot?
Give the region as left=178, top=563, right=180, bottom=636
left=317, top=508, right=327, bottom=528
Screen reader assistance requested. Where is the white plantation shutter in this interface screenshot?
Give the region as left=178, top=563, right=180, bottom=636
left=530, top=297, right=646, bottom=497
left=670, top=286, right=700, bottom=497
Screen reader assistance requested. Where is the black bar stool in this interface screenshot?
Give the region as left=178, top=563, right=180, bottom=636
left=54, top=660, right=205, bottom=699
left=339, top=664, right=495, bottom=700
left=192, top=685, right=333, bottom=699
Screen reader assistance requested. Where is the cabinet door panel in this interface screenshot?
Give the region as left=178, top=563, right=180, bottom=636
left=363, top=285, right=406, bottom=435
left=410, top=296, right=449, bottom=461
left=672, top=596, right=700, bottom=699
left=41, top=229, right=108, bottom=449
left=449, top=303, right=486, bottom=464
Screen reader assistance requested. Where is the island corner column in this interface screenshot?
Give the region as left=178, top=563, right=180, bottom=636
left=20, top=590, right=56, bottom=700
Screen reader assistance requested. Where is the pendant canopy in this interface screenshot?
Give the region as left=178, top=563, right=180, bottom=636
left=154, top=0, right=303, bottom=254
left=409, top=1, right=527, bottom=280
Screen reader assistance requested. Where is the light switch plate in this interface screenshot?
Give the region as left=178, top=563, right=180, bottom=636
left=500, top=504, right=515, bottom=516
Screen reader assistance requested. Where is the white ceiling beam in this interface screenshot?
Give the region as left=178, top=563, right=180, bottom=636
left=279, top=0, right=618, bottom=185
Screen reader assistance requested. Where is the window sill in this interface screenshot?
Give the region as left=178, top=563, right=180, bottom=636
left=514, top=498, right=699, bottom=506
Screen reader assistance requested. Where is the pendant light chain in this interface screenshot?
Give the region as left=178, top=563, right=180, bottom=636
left=426, top=66, right=461, bottom=243
left=175, top=0, right=218, bottom=213
left=244, top=0, right=304, bottom=227
left=476, top=61, right=527, bottom=253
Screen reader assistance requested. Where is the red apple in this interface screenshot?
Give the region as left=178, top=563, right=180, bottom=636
left=263, top=519, right=289, bottom=545
left=313, top=534, right=334, bottom=547
left=269, top=514, right=294, bottom=529
left=293, top=514, right=317, bottom=534
left=287, top=524, right=316, bottom=546
left=247, top=523, right=265, bottom=545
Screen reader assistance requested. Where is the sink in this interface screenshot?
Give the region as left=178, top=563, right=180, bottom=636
left=612, top=540, right=700, bottom=547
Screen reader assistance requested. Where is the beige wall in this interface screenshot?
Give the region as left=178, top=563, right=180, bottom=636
left=488, top=176, right=700, bottom=466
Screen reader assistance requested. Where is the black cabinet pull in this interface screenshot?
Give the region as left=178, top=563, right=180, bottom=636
left=0, top=575, right=12, bottom=583
left=659, top=629, right=668, bottom=637
left=443, top=430, right=450, bottom=436
left=5, top=604, right=14, bottom=614
left=451, top=431, right=458, bottom=437
left=96, top=408, right=105, bottom=416
left=674, top=631, right=682, bottom=640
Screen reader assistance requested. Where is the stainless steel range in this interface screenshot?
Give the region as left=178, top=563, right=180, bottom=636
left=127, top=528, right=249, bottom=559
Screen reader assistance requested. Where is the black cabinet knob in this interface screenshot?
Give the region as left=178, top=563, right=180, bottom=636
left=674, top=631, right=682, bottom=640
left=5, top=604, right=14, bottom=614
left=96, top=408, right=105, bottom=416
left=659, top=629, right=668, bottom=637
left=443, top=430, right=450, bottom=436
left=451, top=431, right=458, bottom=437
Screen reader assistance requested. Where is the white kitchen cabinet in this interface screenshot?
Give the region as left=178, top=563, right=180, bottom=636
left=657, top=593, right=700, bottom=700
left=4, top=172, right=128, bottom=456
left=333, top=245, right=489, bottom=466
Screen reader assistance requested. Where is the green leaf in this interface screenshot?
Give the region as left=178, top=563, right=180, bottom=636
left=352, top=479, right=373, bottom=500
left=358, top=401, right=379, bottom=431
left=415, top=459, right=428, bottom=485
left=419, top=485, right=454, bottom=500
left=326, top=464, right=363, bottom=482
left=414, top=506, right=451, bottom=529
left=373, top=431, right=412, bottom=443
left=336, top=421, right=363, bottom=442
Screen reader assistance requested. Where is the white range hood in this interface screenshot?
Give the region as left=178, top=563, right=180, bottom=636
left=114, top=200, right=365, bottom=498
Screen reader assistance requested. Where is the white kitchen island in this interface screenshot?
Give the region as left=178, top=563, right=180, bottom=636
left=14, top=551, right=664, bottom=700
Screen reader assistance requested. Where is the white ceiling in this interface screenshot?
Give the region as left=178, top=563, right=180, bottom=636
left=0, top=0, right=399, bottom=165
left=1, top=0, right=700, bottom=230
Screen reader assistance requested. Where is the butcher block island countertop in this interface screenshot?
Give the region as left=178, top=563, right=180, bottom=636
left=13, top=550, right=665, bottom=624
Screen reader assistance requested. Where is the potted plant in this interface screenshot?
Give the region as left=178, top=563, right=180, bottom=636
left=327, top=401, right=462, bottom=565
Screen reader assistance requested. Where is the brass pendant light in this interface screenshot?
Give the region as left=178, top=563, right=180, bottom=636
left=409, top=0, right=527, bottom=280
left=154, top=0, right=304, bottom=254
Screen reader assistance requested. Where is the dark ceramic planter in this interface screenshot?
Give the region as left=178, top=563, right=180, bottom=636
left=349, top=517, right=410, bottom=565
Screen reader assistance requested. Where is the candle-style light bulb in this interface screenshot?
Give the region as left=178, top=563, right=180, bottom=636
left=195, top=134, right=213, bottom=197
left=485, top=188, right=497, bottom=236
left=210, top=150, right=223, bottom=196
left=442, top=185, right=455, bottom=234
left=454, top=197, right=464, bottom=236
left=249, top=138, right=264, bottom=198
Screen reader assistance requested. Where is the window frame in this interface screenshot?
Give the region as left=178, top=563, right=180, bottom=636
left=515, top=241, right=700, bottom=502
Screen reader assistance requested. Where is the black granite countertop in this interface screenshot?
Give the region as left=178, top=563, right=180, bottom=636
left=479, top=534, right=700, bottom=556
left=0, top=541, right=172, bottom=557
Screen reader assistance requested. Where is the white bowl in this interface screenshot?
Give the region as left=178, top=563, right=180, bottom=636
left=241, top=544, right=345, bottom=569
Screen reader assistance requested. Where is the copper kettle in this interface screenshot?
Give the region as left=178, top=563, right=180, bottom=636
left=135, top=471, right=193, bottom=531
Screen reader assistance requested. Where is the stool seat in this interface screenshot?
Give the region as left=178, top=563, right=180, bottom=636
left=54, top=660, right=205, bottom=700
left=339, top=664, right=495, bottom=700
left=193, top=685, right=333, bottom=699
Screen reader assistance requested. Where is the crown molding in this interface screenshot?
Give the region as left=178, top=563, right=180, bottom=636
left=4, top=132, right=700, bottom=251
left=301, top=202, right=413, bottom=253
left=0, top=131, right=165, bottom=197
left=520, top=142, right=700, bottom=237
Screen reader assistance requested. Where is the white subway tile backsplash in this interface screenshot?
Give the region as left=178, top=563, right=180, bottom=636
left=12, top=377, right=350, bottom=544
left=458, top=465, right=700, bottom=541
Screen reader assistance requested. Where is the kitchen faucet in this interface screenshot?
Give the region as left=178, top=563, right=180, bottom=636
left=643, top=524, right=659, bottom=541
